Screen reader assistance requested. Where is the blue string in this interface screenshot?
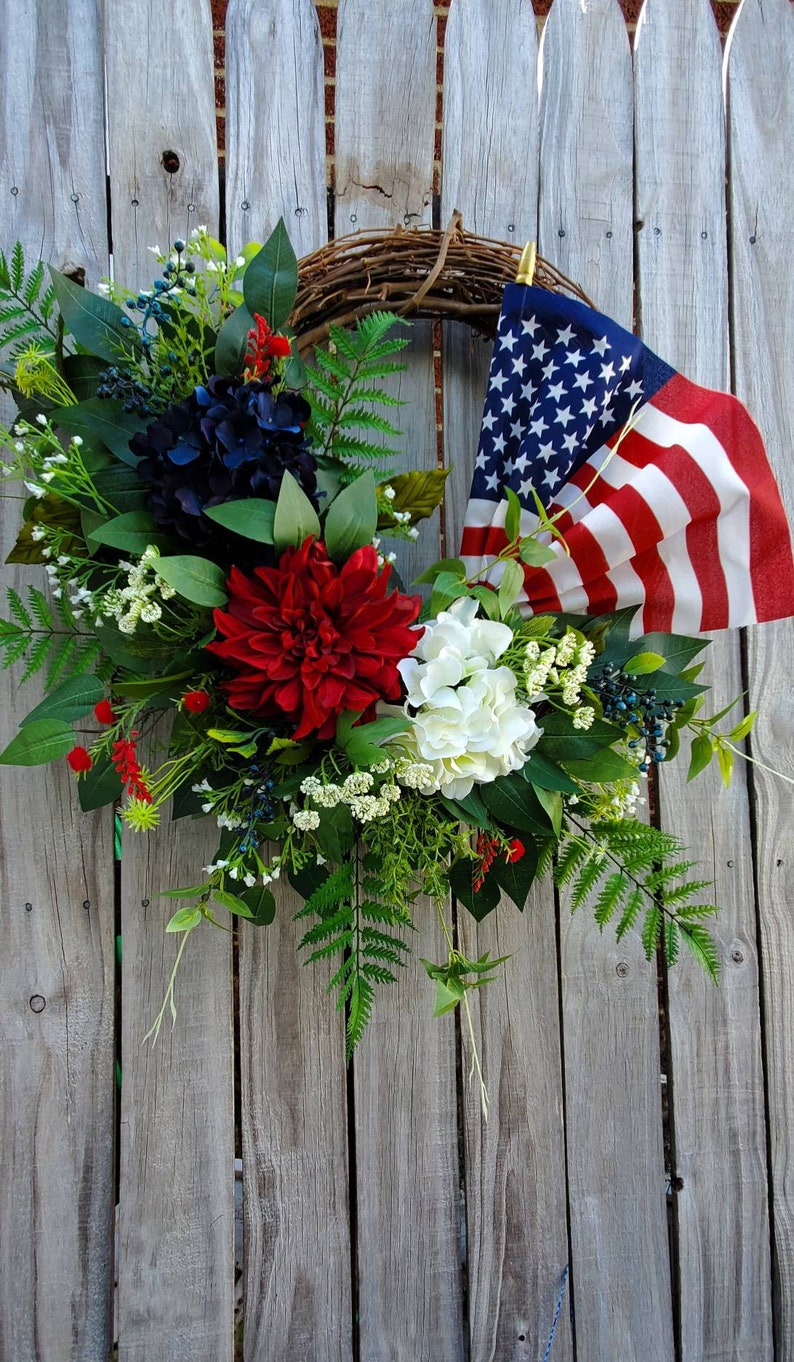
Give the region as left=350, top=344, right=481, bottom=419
left=541, top=1265, right=569, bottom=1362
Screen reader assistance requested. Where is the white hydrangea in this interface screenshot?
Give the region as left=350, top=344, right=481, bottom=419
left=396, top=596, right=541, bottom=800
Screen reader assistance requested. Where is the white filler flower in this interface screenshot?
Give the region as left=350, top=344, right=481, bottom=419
left=397, top=597, right=540, bottom=800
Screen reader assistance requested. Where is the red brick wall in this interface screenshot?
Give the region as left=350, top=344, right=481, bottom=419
left=211, top=0, right=746, bottom=165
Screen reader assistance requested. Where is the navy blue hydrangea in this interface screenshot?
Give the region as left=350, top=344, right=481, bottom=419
left=130, top=375, right=317, bottom=552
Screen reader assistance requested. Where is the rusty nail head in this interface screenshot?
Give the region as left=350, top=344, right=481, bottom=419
left=731, top=948, right=744, bottom=964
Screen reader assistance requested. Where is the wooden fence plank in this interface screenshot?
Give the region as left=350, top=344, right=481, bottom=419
left=634, top=2, right=774, bottom=1356
left=225, top=0, right=327, bottom=260
left=538, top=0, right=634, bottom=327
left=117, top=825, right=235, bottom=1362
left=104, top=0, right=220, bottom=290
left=224, top=7, right=352, bottom=1353
left=105, top=5, right=235, bottom=1359
left=727, top=2, right=794, bottom=1356
left=441, top=5, right=572, bottom=1359
left=238, top=882, right=353, bottom=1362
left=540, top=5, right=677, bottom=1359
left=0, top=4, right=115, bottom=1359
left=336, top=4, right=465, bottom=1357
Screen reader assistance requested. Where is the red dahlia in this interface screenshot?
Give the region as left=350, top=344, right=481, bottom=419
left=207, top=538, right=422, bottom=740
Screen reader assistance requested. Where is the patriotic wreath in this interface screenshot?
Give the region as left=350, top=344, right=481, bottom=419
left=1, top=221, right=791, bottom=1069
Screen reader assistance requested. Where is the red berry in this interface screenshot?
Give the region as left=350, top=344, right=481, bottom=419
left=66, top=745, right=93, bottom=773
left=183, top=689, right=210, bottom=714
left=93, top=699, right=115, bottom=725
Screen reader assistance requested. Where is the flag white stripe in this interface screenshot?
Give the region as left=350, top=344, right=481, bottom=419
left=630, top=404, right=754, bottom=625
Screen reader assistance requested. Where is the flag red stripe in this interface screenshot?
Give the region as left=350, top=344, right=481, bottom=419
left=651, top=374, right=794, bottom=623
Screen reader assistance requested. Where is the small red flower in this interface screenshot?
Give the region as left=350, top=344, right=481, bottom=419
left=66, top=745, right=93, bottom=773
left=207, top=537, right=423, bottom=740
left=244, top=313, right=292, bottom=381
left=112, top=737, right=152, bottom=803
left=473, top=834, right=525, bottom=890
left=182, top=689, right=210, bottom=715
left=93, top=699, right=115, bottom=725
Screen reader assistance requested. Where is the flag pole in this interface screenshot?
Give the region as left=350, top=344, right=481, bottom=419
left=516, top=241, right=537, bottom=286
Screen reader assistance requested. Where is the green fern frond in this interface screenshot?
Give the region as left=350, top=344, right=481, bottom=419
left=20, top=635, right=53, bottom=684
left=553, top=836, right=589, bottom=887
left=0, top=586, right=101, bottom=685
left=594, top=872, right=627, bottom=929
left=23, top=261, right=45, bottom=307
left=664, top=916, right=680, bottom=966
left=305, top=310, right=408, bottom=473
left=295, top=856, right=412, bottom=1057
left=347, top=976, right=375, bottom=1054
left=680, top=923, right=720, bottom=982
left=11, top=242, right=24, bottom=293
left=641, top=904, right=662, bottom=958
left=7, top=587, right=31, bottom=630
left=29, top=587, right=53, bottom=630
left=561, top=815, right=719, bottom=982
left=615, top=886, right=644, bottom=941
left=570, top=852, right=604, bottom=912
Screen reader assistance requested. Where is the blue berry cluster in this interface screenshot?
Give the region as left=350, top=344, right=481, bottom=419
left=238, top=765, right=277, bottom=855
left=96, top=366, right=155, bottom=414
left=590, top=661, right=684, bottom=772
left=118, top=239, right=197, bottom=347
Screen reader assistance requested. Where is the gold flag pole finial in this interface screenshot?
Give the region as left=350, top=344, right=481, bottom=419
left=516, top=240, right=537, bottom=286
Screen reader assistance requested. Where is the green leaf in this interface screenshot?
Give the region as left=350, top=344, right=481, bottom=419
left=518, top=536, right=557, bottom=567
left=383, top=468, right=450, bottom=524
left=432, top=977, right=465, bottom=1017
left=88, top=510, right=171, bottom=555
left=430, top=571, right=469, bottom=614
left=323, top=471, right=378, bottom=561
left=49, top=268, right=136, bottom=362
left=78, top=754, right=121, bottom=811
left=687, top=733, right=714, bottom=782
left=20, top=674, right=103, bottom=726
left=273, top=471, right=321, bottom=553
left=562, top=750, right=639, bottom=782
left=242, top=218, right=298, bottom=331
left=214, top=302, right=255, bottom=378
left=61, top=353, right=108, bottom=401
left=166, top=906, right=203, bottom=933
left=491, top=840, right=541, bottom=909
left=449, top=856, right=501, bottom=921
left=213, top=888, right=257, bottom=919
left=0, top=718, right=76, bottom=766
left=92, top=464, right=149, bottom=514
left=503, top=487, right=522, bottom=542
left=152, top=555, right=228, bottom=609
left=480, top=775, right=554, bottom=836
left=238, top=883, right=276, bottom=926
left=413, top=557, right=467, bottom=586
left=531, top=785, right=562, bottom=836
left=522, top=752, right=580, bottom=793
left=729, top=711, right=757, bottom=742
left=716, top=743, right=734, bottom=788
left=202, top=498, right=276, bottom=543
left=623, top=651, right=666, bottom=676
left=498, top=558, right=524, bottom=616
left=470, top=585, right=500, bottom=619
left=52, top=399, right=147, bottom=464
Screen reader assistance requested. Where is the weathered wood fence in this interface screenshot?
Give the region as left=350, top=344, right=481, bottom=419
left=1, top=0, right=792, bottom=1357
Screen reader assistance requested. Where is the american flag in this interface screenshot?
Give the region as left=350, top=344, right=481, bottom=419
left=460, top=284, right=794, bottom=636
